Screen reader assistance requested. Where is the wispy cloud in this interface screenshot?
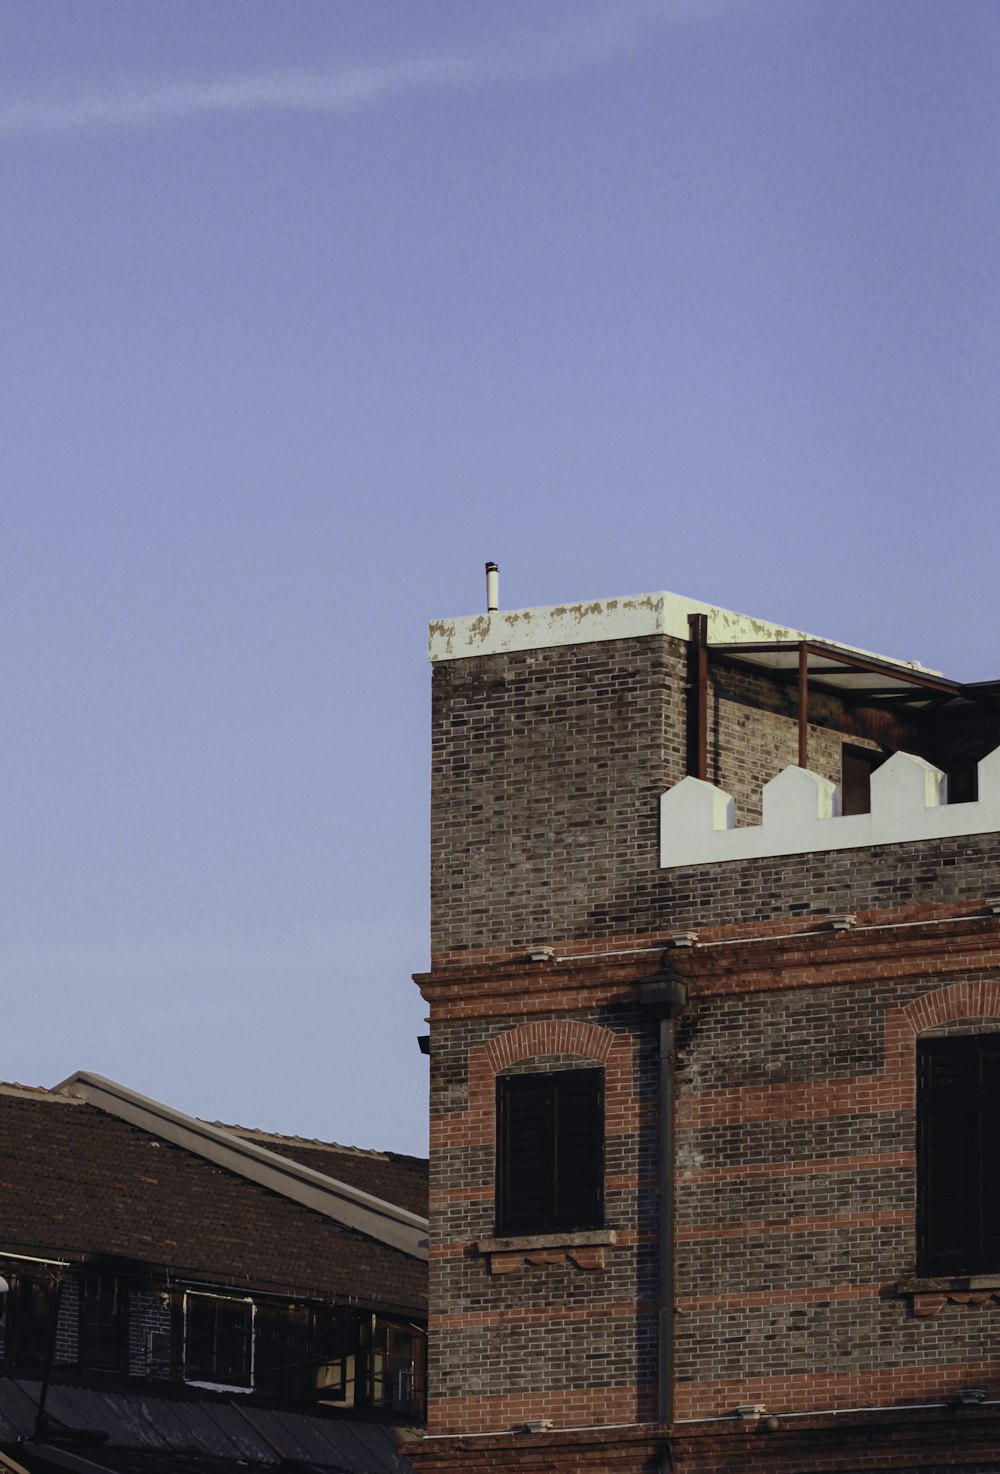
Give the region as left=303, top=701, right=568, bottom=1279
left=0, top=0, right=752, bottom=138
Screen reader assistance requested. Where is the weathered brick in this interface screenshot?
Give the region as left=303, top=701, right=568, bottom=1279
left=414, top=604, right=1000, bottom=1474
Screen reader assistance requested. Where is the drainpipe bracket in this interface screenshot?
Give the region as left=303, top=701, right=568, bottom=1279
left=639, top=976, right=688, bottom=1018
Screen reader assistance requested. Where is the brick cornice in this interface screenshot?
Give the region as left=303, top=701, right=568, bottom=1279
left=424, top=899, right=998, bottom=975
left=671, top=1405, right=1000, bottom=1473
left=405, top=1405, right=1000, bottom=1473
left=417, top=906, right=1000, bottom=1017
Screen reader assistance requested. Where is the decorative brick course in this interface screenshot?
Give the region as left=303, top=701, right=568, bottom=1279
left=419, top=616, right=1000, bottom=1471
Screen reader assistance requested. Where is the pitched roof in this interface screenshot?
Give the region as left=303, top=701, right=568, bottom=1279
left=56, top=1074, right=427, bottom=1259
left=217, top=1127, right=428, bottom=1219
left=0, top=1082, right=426, bottom=1314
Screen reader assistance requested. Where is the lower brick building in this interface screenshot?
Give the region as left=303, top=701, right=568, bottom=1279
left=410, top=587, right=1000, bottom=1473
left=0, top=1071, right=428, bottom=1474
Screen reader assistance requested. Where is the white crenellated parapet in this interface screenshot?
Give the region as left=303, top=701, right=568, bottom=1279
left=660, top=745, right=1000, bottom=869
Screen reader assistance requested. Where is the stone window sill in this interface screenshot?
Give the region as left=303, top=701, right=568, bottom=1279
left=475, top=1229, right=616, bottom=1275
left=895, top=1274, right=1000, bottom=1317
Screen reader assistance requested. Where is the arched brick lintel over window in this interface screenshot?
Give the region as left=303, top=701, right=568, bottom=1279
left=899, top=980, right=1000, bottom=1035
left=884, top=981, right=1000, bottom=1104
left=465, top=1021, right=635, bottom=1149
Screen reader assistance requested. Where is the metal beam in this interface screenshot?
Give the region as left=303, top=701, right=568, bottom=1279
left=688, top=614, right=708, bottom=781
left=639, top=974, right=688, bottom=1428
left=798, top=641, right=809, bottom=769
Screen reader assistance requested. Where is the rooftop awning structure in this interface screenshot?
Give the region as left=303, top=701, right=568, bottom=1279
left=683, top=619, right=1000, bottom=781
left=709, top=639, right=967, bottom=710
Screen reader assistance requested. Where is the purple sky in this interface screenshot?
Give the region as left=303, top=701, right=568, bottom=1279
left=2, top=0, right=998, bottom=1156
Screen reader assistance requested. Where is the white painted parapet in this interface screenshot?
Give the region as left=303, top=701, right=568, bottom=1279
left=428, top=590, right=934, bottom=667
left=659, top=746, right=1000, bottom=869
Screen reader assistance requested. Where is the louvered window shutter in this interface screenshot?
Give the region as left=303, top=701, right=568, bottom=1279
left=977, top=1034, right=1000, bottom=1269
left=918, top=1035, right=1000, bottom=1275
left=554, top=1070, right=603, bottom=1231
left=496, top=1069, right=603, bottom=1236
left=497, top=1074, right=554, bottom=1234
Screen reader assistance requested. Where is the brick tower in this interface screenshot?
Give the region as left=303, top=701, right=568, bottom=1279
left=411, top=589, right=1000, bottom=1473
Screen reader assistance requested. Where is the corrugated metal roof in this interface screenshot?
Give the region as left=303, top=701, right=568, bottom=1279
left=0, top=1384, right=414, bottom=1474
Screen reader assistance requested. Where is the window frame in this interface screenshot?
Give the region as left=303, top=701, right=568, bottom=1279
left=917, top=1031, right=1000, bottom=1276
left=183, top=1292, right=255, bottom=1391
left=3, top=1275, right=55, bottom=1369
left=495, top=1066, right=604, bottom=1238
left=77, top=1273, right=128, bottom=1375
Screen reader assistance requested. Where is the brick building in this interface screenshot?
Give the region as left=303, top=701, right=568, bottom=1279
left=411, top=590, right=1000, bottom=1473
left=0, top=1071, right=428, bottom=1474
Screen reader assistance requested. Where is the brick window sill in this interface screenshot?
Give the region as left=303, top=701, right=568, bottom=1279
left=475, top=1229, right=616, bottom=1275
left=895, top=1273, right=1000, bottom=1317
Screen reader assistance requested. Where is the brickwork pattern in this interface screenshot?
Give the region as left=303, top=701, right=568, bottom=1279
left=0, top=1090, right=425, bottom=1313
left=430, top=635, right=687, bottom=957
left=54, top=1278, right=78, bottom=1365
left=128, top=1289, right=172, bottom=1378
left=666, top=963, right=1000, bottom=1419
left=423, top=626, right=1000, bottom=1470
left=432, top=634, right=1000, bottom=959
left=421, top=923, right=1000, bottom=1444
left=407, top=1410, right=1000, bottom=1474
left=710, top=663, right=878, bottom=825
left=427, top=1008, right=659, bottom=1435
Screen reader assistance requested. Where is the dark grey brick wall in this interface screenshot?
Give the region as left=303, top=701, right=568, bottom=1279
left=431, top=633, right=1000, bottom=955
left=431, top=634, right=687, bottom=956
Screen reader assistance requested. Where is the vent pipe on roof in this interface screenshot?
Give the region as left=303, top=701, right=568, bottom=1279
left=486, top=561, right=499, bottom=613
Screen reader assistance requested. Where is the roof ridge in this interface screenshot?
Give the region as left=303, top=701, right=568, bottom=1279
left=0, top=1081, right=79, bottom=1103
left=214, top=1123, right=400, bottom=1160
left=55, top=1072, right=428, bottom=1261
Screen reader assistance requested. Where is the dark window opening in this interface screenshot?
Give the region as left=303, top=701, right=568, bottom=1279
left=185, top=1296, right=252, bottom=1388
left=250, top=1305, right=424, bottom=1418
left=918, top=1033, right=1000, bottom=1275
left=373, top=1322, right=424, bottom=1418
left=79, top=1275, right=127, bottom=1374
left=313, top=1306, right=351, bottom=1404
left=946, top=763, right=979, bottom=805
left=841, top=745, right=886, bottom=816
left=313, top=1310, right=424, bottom=1419
left=4, top=1276, right=54, bottom=1368
left=388, top=1328, right=417, bottom=1414
left=496, top=1068, right=604, bottom=1236
left=254, top=1303, right=310, bottom=1401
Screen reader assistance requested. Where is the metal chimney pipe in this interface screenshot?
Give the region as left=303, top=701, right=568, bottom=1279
left=485, top=561, right=499, bottom=613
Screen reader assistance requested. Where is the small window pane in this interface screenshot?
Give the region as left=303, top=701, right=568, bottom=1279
left=6, top=1278, right=52, bottom=1367
left=185, top=1297, right=252, bottom=1388
left=79, top=1275, right=126, bottom=1373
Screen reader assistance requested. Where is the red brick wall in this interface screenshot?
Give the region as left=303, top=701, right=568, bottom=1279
left=420, top=912, right=1000, bottom=1457
left=422, top=627, right=1000, bottom=1471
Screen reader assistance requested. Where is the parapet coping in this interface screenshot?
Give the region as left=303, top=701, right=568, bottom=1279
left=428, top=590, right=930, bottom=667
left=660, top=746, right=1000, bottom=869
